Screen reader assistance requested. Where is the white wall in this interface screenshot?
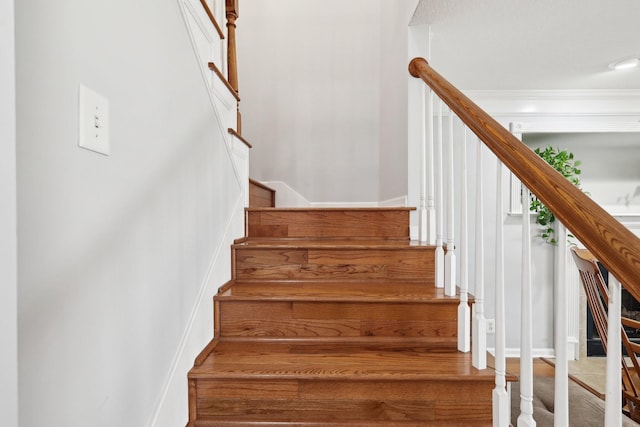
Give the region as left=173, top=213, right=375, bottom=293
left=15, top=0, right=243, bottom=425
left=1, top=0, right=18, bottom=425
left=407, top=24, right=430, bottom=239
left=378, top=0, right=419, bottom=201
left=237, top=0, right=417, bottom=204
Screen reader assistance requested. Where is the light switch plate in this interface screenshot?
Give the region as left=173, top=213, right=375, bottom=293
left=486, top=319, right=495, bottom=334
left=79, top=84, right=110, bottom=155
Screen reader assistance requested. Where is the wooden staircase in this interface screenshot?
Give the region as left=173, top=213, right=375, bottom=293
left=187, top=207, right=496, bottom=426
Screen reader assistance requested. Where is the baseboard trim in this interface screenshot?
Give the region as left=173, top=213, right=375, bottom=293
left=488, top=347, right=556, bottom=359
left=310, top=201, right=384, bottom=208
left=148, top=195, right=243, bottom=426
left=378, top=195, right=408, bottom=207
left=262, top=180, right=407, bottom=208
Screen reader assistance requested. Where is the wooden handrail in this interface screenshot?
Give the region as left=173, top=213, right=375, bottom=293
left=228, top=128, right=252, bottom=148
left=208, top=62, right=240, bottom=101
left=409, top=57, right=640, bottom=301
left=199, top=0, right=225, bottom=39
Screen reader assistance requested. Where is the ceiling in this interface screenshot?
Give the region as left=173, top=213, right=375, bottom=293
left=410, top=0, right=640, bottom=90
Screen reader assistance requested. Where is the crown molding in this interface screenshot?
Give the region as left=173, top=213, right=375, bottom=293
left=463, top=89, right=640, bottom=117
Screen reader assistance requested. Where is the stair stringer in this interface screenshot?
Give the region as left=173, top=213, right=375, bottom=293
left=149, top=194, right=245, bottom=427
left=149, top=3, right=248, bottom=425
left=176, top=0, right=248, bottom=198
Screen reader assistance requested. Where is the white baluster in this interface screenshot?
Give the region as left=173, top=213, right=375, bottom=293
left=445, top=111, right=457, bottom=297
left=554, top=223, right=569, bottom=427
left=425, top=89, right=436, bottom=245
left=518, top=185, right=535, bottom=427
left=472, top=137, right=487, bottom=370
left=604, top=275, right=622, bottom=427
left=493, top=159, right=509, bottom=426
left=458, top=128, right=470, bottom=353
left=567, top=249, right=581, bottom=360
left=418, top=87, right=428, bottom=242
left=435, top=100, right=444, bottom=288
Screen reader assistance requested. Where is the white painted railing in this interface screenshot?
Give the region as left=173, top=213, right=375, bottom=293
left=444, top=111, right=457, bottom=298
left=518, top=186, right=535, bottom=427
left=412, top=60, right=628, bottom=426
left=435, top=100, right=445, bottom=289
left=472, top=136, right=487, bottom=370
left=493, top=158, right=509, bottom=426
left=457, top=126, right=470, bottom=353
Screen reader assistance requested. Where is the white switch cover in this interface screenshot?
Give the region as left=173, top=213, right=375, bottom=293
left=79, top=84, right=110, bottom=155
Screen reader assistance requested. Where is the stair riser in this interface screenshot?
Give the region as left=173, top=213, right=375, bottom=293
left=217, top=300, right=457, bottom=340
left=246, top=209, right=411, bottom=239
left=192, top=379, right=492, bottom=422
left=193, top=421, right=491, bottom=427
left=234, top=248, right=434, bottom=281
left=248, top=180, right=275, bottom=208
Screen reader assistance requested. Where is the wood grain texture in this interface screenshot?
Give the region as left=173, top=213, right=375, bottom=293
left=218, top=280, right=462, bottom=301
left=208, top=62, right=240, bottom=101
left=192, top=420, right=492, bottom=427
left=247, top=208, right=413, bottom=239
left=189, top=340, right=493, bottom=422
left=248, top=179, right=275, bottom=208
left=188, top=207, right=495, bottom=424
left=195, top=398, right=489, bottom=421
left=218, top=297, right=457, bottom=339
left=409, top=57, right=640, bottom=302
left=225, top=0, right=239, bottom=92
left=190, top=340, right=495, bottom=380
left=234, top=245, right=434, bottom=281
left=229, top=128, right=252, bottom=148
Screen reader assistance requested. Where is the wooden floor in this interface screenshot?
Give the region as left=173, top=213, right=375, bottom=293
left=187, top=208, right=500, bottom=426
left=488, top=355, right=556, bottom=378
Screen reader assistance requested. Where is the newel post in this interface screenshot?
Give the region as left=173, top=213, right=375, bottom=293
left=226, top=0, right=241, bottom=133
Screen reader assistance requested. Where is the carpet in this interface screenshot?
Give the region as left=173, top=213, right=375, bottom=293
left=510, top=377, right=640, bottom=426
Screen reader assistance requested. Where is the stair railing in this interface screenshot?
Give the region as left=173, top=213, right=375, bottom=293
left=409, top=56, right=640, bottom=426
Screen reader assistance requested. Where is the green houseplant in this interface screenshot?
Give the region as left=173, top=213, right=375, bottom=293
left=529, top=146, right=583, bottom=244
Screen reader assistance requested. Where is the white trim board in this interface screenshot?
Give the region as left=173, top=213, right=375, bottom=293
left=488, top=347, right=556, bottom=359
left=262, top=180, right=408, bottom=208
left=465, top=89, right=640, bottom=116
left=149, top=195, right=244, bottom=427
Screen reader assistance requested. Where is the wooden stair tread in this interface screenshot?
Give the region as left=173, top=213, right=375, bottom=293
left=193, top=421, right=491, bottom=427
left=246, top=207, right=417, bottom=212
left=218, top=280, right=462, bottom=303
left=234, top=239, right=434, bottom=249
left=190, top=339, right=495, bottom=381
